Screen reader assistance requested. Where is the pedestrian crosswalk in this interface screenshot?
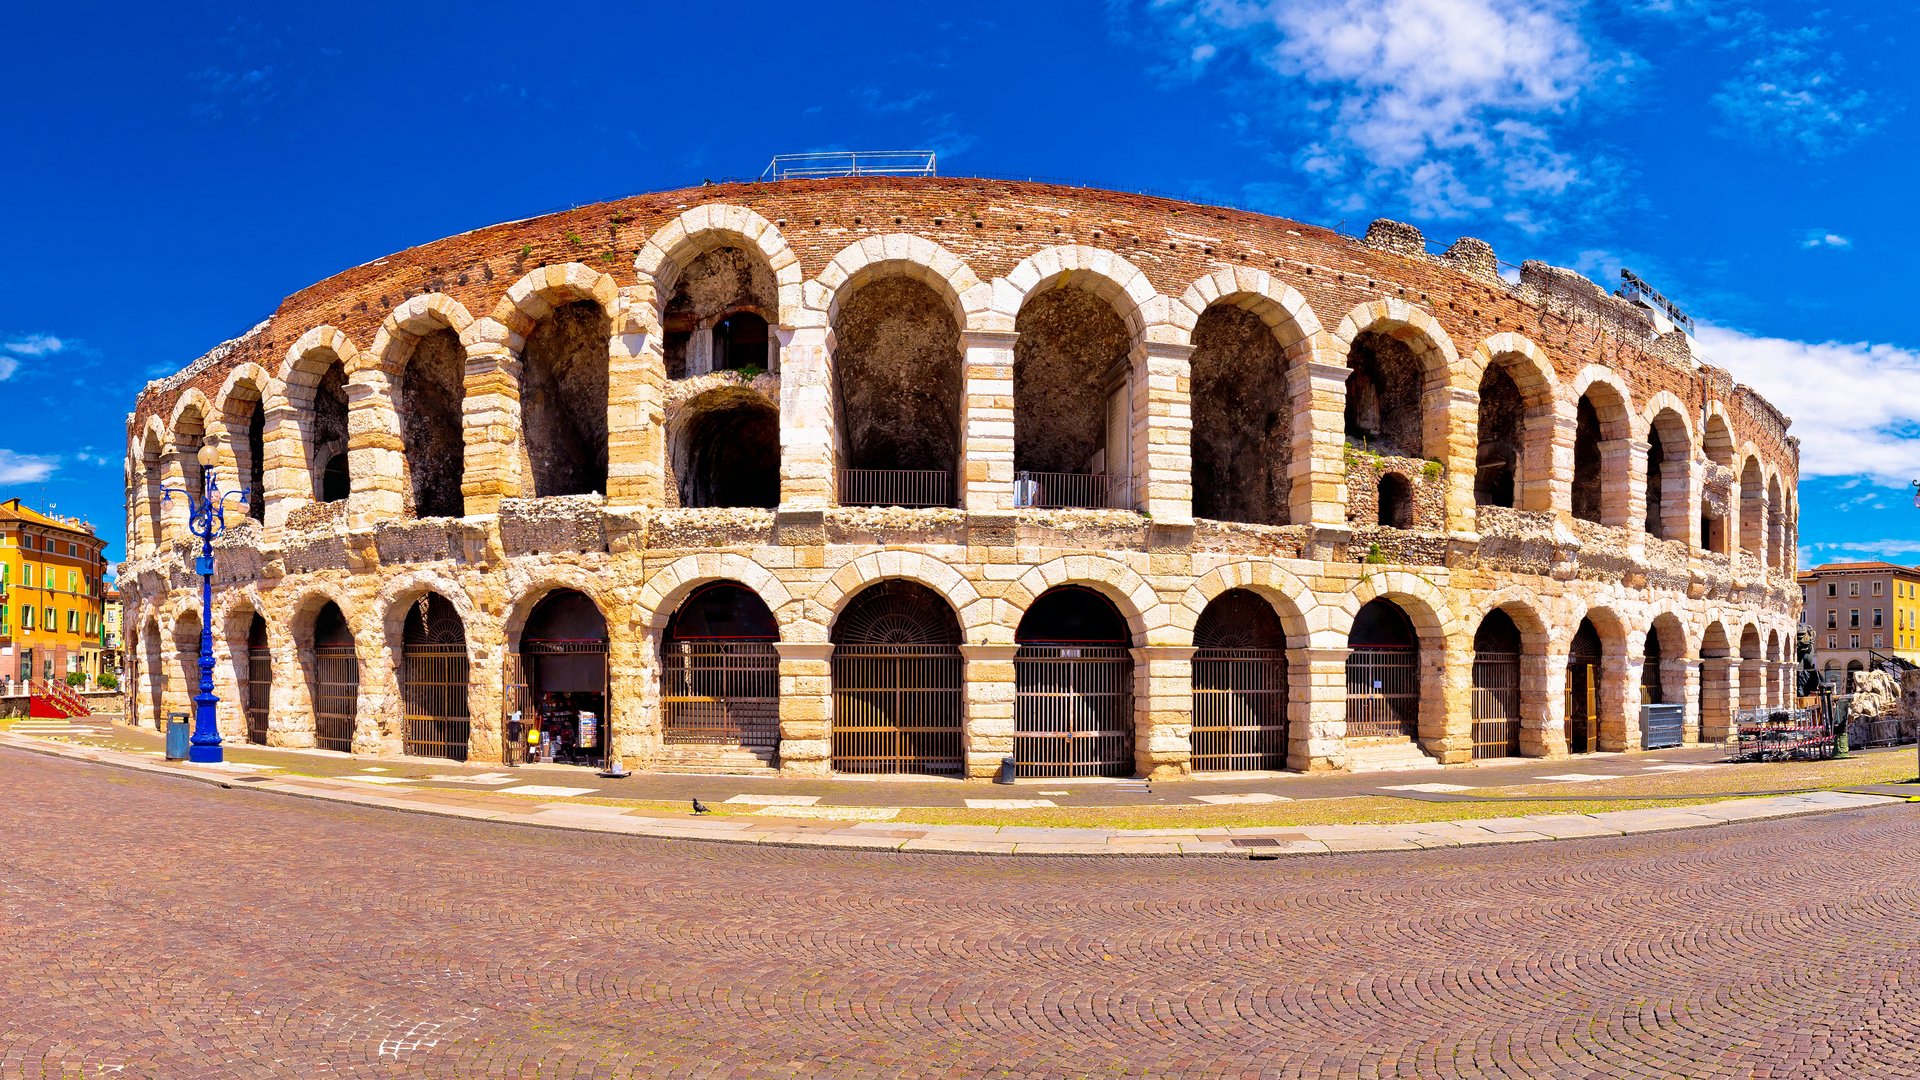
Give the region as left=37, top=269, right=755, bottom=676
left=8, top=719, right=109, bottom=738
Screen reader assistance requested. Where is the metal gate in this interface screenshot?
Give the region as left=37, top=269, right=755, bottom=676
left=1014, top=646, right=1133, bottom=777
left=1643, top=703, right=1685, bottom=749
left=403, top=643, right=471, bottom=760
left=661, top=641, right=780, bottom=750
left=1191, top=648, right=1288, bottom=771
left=245, top=640, right=271, bottom=745
left=311, top=644, right=358, bottom=753
left=1566, top=661, right=1599, bottom=753
left=1471, top=650, right=1521, bottom=759
left=1345, top=646, right=1419, bottom=738
left=832, top=645, right=964, bottom=775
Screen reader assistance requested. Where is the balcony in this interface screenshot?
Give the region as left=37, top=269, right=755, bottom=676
left=838, top=469, right=953, bottom=509
left=1013, top=471, right=1131, bottom=511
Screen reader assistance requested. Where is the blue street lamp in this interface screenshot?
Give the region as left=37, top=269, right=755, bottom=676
left=162, top=443, right=249, bottom=764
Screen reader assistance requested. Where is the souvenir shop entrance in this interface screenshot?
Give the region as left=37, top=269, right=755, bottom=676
left=507, top=589, right=611, bottom=767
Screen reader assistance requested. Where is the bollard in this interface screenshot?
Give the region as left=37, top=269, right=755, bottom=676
left=995, top=755, right=1017, bottom=784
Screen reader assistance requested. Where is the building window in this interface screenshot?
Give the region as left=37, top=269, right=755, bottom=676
left=1851, top=609, right=1861, bottom=628
left=66, top=610, right=77, bottom=633
left=44, top=607, right=53, bottom=629
left=1828, top=611, right=1837, bottom=629
left=1874, top=634, right=1885, bottom=648
left=1873, top=580, right=1883, bottom=596
left=1851, top=634, right=1861, bottom=649
left=21, top=607, right=31, bottom=631
left=21, top=565, right=31, bottom=588
left=1827, top=583, right=1838, bottom=597
left=1874, top=609, right=1884, bottom=627
left=1827, top=634, right=1837, bottom=649
left=1850, top=582, right=1860, bottom=596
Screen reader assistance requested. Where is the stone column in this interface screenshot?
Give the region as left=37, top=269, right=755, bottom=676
left=465, top=633, right=506, bottom=765
left=1604, top=645, right=1638, bottom=751
left=209, top=617, right=244, bottom=742
left=460, top=342, right=524, bottom=515
left=608, top=630, right=651, bottom=770
left=267, top=625, right=315, bottom=750
left=1518, top=649, right=1559, bottom=757
left=1137, top=342, right=1193, bottom=524
left=346, top=370, right=407, bottom=528
left=1428, top=642, right=1475, bottom=764
left=353, top=631, right=401, bottom=758
left=1541, top=651, right=1572, bottom=757
left=1290, top=360, right=1350, bottom=528
left=1133, top=645, right=1193, bottom=779
left=1441, top=384, right=1479, bottom=534
left=1738, top=656, right=1763, bottom=712
left=1547, top=413, right=1577, bottom=521
left=775, top=641, right=832, bottom=775
left=259, top=400, right=310, bottom=536
left=1293, top=644, right=1349, bottom=771
left=959, top=331, right=1017, bottom=513
left=1603, top=437, right=1642, bottom=532
left=778, top=326, right=836, bottom=509
left=1681, top=657, right=1703, bottom=744
left=1699, top=657, right=1734, bottom=741
left=961, top=644, right=1017, bottom=778
left=606, top=301, right=663, bottom=507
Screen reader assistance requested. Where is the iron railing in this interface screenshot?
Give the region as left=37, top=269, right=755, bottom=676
left=1470, top=651, right=1521, bottom=759
left=1566, top=660, right=1600, bottom=753
left=838, top=469, right=953, bottom=509
left=660, top=642, right=780, bottom=749
left=1190, top=648, right=1289, bottom=771
left=1014, top=645, right=1133, bottom=777
left=1345, top=646, right=1419, bottom=738
left=831, top=645, right=965, bottom=775
left=760, top=150, right=937, bottom=181
left=311, top=644, right=358, bottom=753
left=403, top=642, right=471, bottom=761
left=1013, top=471, right=1130, bottom=510
left=245, top=646, right=271, bottom=745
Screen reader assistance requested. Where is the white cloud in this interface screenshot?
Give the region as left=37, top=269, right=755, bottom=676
left=1138, top=0, right=1606, bottom=222
left=0, top=450, right=57, bottom=485
left=3, top=334, right=65, bottom=355
left=1806, top=539, right=1920, bottom=560
left=1800, top=231, right=1850, bottom=249
left=1710, top=28, right=1876, bottom=154
left=1693, top=324, right=1920, bottom=487
left=0, top=357, right=15, bottom=382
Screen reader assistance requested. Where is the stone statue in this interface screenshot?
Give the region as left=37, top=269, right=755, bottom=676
left=1795, top=625, right=1824, bottom=698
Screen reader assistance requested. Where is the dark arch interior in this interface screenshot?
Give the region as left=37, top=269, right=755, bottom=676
left=833, top=580, right=961, bottom=646
left=1475, top=363, right=1523, bottom=508
left=1571, top=618, right=1603, bottom=661
left=1016, top=586, right=1129, bottom=645
left=1644, top=425, right=1668, bottom=538
left=1344, top=332, right=1423, bottom=457
left=312, top=602, right=353, bottom=647
left=1194, top=588, right=1287, bottom=650
left=244, top=612, right=271, bottom=741
left=1572, top=396, right=1604, bottom=523
left=403, top=593, right=467, bottom=646
left=834, top=277, right=963, bottom=478
left=401, top=329, right=467, bottom=519
left=662, top=246, right=778, bottom=380
left=1473, top=609, right=1522, bottom=654
left=714, top=311, right=769, bottom=372
left=665, top=583, right=778, bottom=641
left=311, top=361, right=350, bottom=503
left=524, top=589, right=609, bottom=643
left=1349, top=598, right=1418, bottom=649
left=682, top=398, right=780, bottom=508
left=1190, top=305, right=1291, bottom=525
left=1643, top=625, right=1667, bottom=703
left=522, top=300, right=610, bottom=497
left=1013, top=287, right=1130, bottom=476
left=247, top=614, right=269, bottom=653
left=1377, top=473, right=1413, bottom=528
left=245, top=404, right=266, bottom=521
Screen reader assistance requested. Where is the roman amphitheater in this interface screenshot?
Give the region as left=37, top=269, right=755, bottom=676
left=118, top=176, right=1801, bottom=780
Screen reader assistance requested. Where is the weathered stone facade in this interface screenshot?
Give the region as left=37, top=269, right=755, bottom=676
left=119, top=178, right=1801, bottom=779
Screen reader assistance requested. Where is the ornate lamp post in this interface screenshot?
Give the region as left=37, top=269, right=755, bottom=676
left=162, top=443, right=249, bottom=764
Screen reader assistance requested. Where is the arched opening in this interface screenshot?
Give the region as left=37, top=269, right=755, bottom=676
left=1740, top=459, right=1765, bottom=562
left=1645, top=409, right=1691, bottom=543
left=1344, top=331, right=1425, bottom=457
left=1571, top=395, right=1605, bottom=523
left=833, top=277, right=962, bottom=508
left=1346, top=599, right=1420, bottom=739
left=245, top=403, right=266, bottom=520
left=659, top=582, right=780, bottom=766
left=1014, top=586, right=1134, bottom=777
left=140, top=432, right=166, bottom=547
left=1700, top=623, right=1732, bottom=740
left=663, top=246, right=779, bottom=379
left=831, top=580, right=964, bottom=776
left=1846, top=658, right=1864, bottom=692
left=1765, top=629, right=1782, bottom=705
left=512, top=589, right=610, bottom=767
left=1645, top=425, right=1668, bottom=538
left=677, top=391, right=780, bottom=508
left=1471, top=610, right=1523, bottom=759
left=244, top=613, right=271, bottom=745
left=1474, top=363, right=1524, bottom=508
left=173, top=405, right=208, bottom=506
left=1013, top=286, right=1133, bottom=509
left=1641, top=629, right=1666, bottom=705
left=308, top=360, right=351, bottom=503
left=141, top=618, right=163, bottom=729
left=1190, top=589, right=1290, bottom=772
left=307, top=602, right=357, bottom=753
left=1566, top=618, right=1604, bottom=753
left=172, top=611, right=202, bottom=725
left=401, top=594, right=471, bottom=761
left=398, top=328, right=466, bottom=519
left=521, top=300, right=609, bottom=497
left=1191, top=304, right=1291, bottom=525
left=1377, top=473, right=1414, bottom=529
left=1767, top=477, right=1785, bottom=571
left=219, top=381, right=268, bottom=523
left=1701, top=415, right=1735, bottom=554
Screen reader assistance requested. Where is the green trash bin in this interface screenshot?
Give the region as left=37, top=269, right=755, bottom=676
left=165, top=713, right=190, bottom=760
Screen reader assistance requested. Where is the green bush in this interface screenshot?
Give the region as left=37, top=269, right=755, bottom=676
left=64, top=671, right=86, bottom=687
left=95, top=671, right=118, bottom=690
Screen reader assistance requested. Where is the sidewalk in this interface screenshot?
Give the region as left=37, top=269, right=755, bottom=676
left=1, top=720, right=1907, bottom=858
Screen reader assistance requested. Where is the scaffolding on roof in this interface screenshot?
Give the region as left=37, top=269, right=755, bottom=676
left=760, top=151, right=937, bottom=182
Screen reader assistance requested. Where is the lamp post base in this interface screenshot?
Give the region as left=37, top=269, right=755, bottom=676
left=187, top=742, right=225, bottom=764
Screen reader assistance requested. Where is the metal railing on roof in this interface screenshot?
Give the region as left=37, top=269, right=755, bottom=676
left=760, top=151, right=937, bottom=182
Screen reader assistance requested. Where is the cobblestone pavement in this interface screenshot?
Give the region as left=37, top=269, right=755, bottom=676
left=6, top=751, right=1919, bottom=1079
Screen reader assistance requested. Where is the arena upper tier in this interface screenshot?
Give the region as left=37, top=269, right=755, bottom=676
left=120, top=176, right=1801, bottom=779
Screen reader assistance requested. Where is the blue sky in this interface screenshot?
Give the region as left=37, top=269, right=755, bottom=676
left=3, top=0, right=1915, bottom=570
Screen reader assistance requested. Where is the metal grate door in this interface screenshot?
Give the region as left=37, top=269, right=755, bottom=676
left=245, top=645, right=271, bottom=745
left=1566, top=661, right=1599, bottom=753
left=1345, top=646, right=1419, bottom=738
left=832, top=645, right=964, bottom=775
left=1014, top=646, right=1133, bottom=777
left=402, top=643, right=471, bottom=761
left=1190, top=648, right=1288, bottom=771
left=311, top=644, right=358, bottom=752
left=661, top=641, right=780, bottom=750
left=1471, top=650, right=1521, bottom=759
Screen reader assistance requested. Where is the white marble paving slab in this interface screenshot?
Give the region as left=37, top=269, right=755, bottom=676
left=1378, top=782, right=1473, bottom=793
left=498, top=785, right=597, bottom=798
left=1536, top=773, right=1609, bottom=782
left=1191, top=792, right=1292, bottom=804
left=755, top=805, right=899, bottom=821
left=724, top=794, right=821, bottom=806
left=964, top=798, right=1057, bottom=809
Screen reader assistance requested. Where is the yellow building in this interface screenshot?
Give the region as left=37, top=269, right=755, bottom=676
left=1797, top=561, right=1920, bottom=687
left=0, top=498, right=111, bottom=690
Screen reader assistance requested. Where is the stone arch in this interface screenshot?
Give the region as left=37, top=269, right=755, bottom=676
left=637, top=554, right=796, bottom=640
left=1467, top=334, right=1559, bottom=514
left=212, top=363, right=278, bottom=523
left=668, top=385, right=780, bottom=509
left=1332, top=570, right=1457, bottom=644
left=1766, top=473, right=1786, bottom=572
left=139, top=614, right=165, bottom=727
left=633, top=203, right=805, bottom=333
left=1739, top=452, right=1767, bottom=563
left=501, top=571, right=626, bottom=647
left=168, top=388, right=213, bottom=505
left=1331, top=298, right=1460, bottom=457
left=1642, top=397, right=1695, bottom=545
left=994, top=245, right=1167, bottom=343
left=1182, top=275, right=1321, bottom=526
left=1006, top=556, right=1162, bottom=646
left=1645, top=609, right=1691, bottom=706
left=495, top=265, right=620, bottom=498
left=807, top=551, right=987, bottom=645
left=813, top=235, right=989, bottom=332
left=1700, top=406, right=1737, bottom=554
left=136, top=416, right=169, bottom=550
left=363, top=293, right=477, bottom=377
left=375, top=570, right=487, bottom=657
left=278, top=326, right=360, bottom=504
left=1568, top=366, right=1636, bottom=527
left=1179, top=561, right=1320, bottom=647
left=366, top=295, right=476, bottom=520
